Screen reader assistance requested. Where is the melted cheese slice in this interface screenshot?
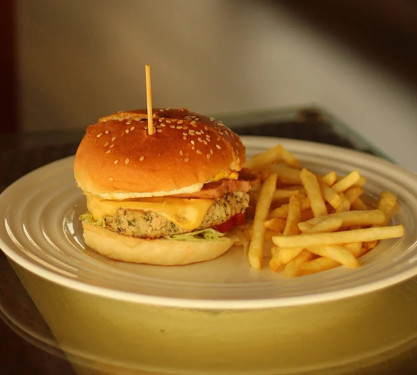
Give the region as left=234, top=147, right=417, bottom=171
left=211, top=170, right=239, bottom=182
left=87, top=196, right=214, bottom=231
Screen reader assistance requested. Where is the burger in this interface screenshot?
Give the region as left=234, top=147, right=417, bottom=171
left=74, top=108, right=256, bottom=265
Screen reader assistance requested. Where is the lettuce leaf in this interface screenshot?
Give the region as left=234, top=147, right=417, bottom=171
left=167, top=228, right=224, bottom=242
left=79, top=212, right=105, bottom=227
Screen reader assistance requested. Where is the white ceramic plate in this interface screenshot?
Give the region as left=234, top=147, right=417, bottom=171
left=0, top=137, right=416, bottom=309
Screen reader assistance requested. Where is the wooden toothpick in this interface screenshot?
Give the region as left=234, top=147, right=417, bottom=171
left=145, top=64, right=154, bottom=135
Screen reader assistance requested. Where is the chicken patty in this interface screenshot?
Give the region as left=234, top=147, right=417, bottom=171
left=104, top=192, right=249, bottom=238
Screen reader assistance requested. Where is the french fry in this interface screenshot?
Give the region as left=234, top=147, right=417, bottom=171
left=332, top=170, right=361, bottom=193
left=334, top=194, right=351, bottom=212
left=284, top=250, right=314, bottom=277
left=245, top=145, right=284, bottom=170
left=275, top=247, right=304, bottom=264
left=272, top=188, right=302, bottom=201
left=269, top=196, right=310, bottom=219
left=354, top=176, right=367, bottom=187
left=264, top=217, right=286, bottom=232
left=378, top=191, right=398, bottom=225
left=345, top=242, right=365, bottom=258
left=248, top=173, right=278, bottom=269
left=363, top=240, right=378, bottom=250
left=299, top=257, right=340, bottom=275
left=280, top=146, right=300, bottom=168
left=269, top=255, right=283, bottom=272
left=272, top=225, right=404, bottom=248
left=300, top=217, right=343, bottom=234
left=351, top=196, right=368, bottom=210
left=308, top=245, right=359, bottom=268
left=318, top=178, right=342, bottom=209
left=283, top=195, right=301, bottom=236
left=300, top=168, right=327, bottom=217
left=299, top=209, right=386, bottom=230
left=321, top=171, right=337, bottom=186
left=267, top=162, right=301, bottom=184
left=344, top=186, right=365, bottom=204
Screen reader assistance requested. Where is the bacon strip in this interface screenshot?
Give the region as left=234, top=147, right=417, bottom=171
left=175, top=168, right=258, bottom=199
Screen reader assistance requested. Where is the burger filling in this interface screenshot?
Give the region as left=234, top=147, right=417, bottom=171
left=83, top=192, right=249, bottom=239
left=79, top=170, right=257, bottom=241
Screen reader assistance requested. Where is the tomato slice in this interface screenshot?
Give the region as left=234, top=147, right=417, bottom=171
left=213, top=213, right=246, bottom=233
left=234, top=212, right=246, bottom=226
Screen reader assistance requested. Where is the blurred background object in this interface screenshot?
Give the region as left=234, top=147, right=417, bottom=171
left=2, top=0, right=416, bottom=169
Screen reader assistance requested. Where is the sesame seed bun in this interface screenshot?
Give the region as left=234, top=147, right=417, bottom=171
left=74, top=108, right=245, bottom=198
left=82, top=222, right=236, bottom=265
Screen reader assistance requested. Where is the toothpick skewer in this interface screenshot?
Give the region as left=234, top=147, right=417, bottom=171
left=145, top=64, right=154, bottom=135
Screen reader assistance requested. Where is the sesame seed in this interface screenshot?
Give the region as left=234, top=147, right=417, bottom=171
left=191, top=140, right=195, bottom=145
left=190, top=121, right=196, bottom=125
left=112, top=137, right=116, bottom=141
left=97, top=132, right=103, bottom=138
left=160, top=123, right=166, bottom=127
left=203, top=140, right=208, bottom=145
left=196, top=131, right=201, bottom=135
left=178, top=120, right=183, bottom=124
left=130, top=126, right=135, bottom=131
left=125, top=129, right=129, bottom=134
left=216, top=144, right=222, bottom=149
left=126, top=121, right=132, bottom=125
left=104, top=142, right=109, bottom=147
left=179, top=150, right=183, bottom=156
left=166, top=120, right=171, bottom=123
left=105, top=130, right=109, bottom=134
left=195, top=117, right=200, bottom=121
left=184, top=157, right=190, bottom=162
left=197, top=137, right=203, bottom=143
left=125, top=158, right=129, bottom=164
left=160, top=109, right=164, bottom=112
left=105, top=150, right=111, bottom=154
left=139, top=156, right=145, bottom=161
left=210, top=149, right=213, bottom=154
left=109, top=177, right=114, bottom=181
left=207, top=153, right=211, bottom=159
left=110, top=144, right=114, bottom=148
left=157, top=129, right=162, bottom=133
left=196, top=150, right=202, bottom=155
left=176, top=126, right=182, bottom=129
left=183, top=136, right=187, bottom=140
left=114, top=160, right=119, bottom=164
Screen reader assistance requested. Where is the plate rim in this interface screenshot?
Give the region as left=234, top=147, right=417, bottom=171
left=1, top=136, right=416, bottom=310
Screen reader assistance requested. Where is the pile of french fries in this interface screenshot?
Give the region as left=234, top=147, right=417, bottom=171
left=245, top=144, right=404, bottom=277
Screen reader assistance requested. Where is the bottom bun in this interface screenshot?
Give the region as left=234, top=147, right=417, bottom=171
left=82, top=222, right=236, bottom=266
